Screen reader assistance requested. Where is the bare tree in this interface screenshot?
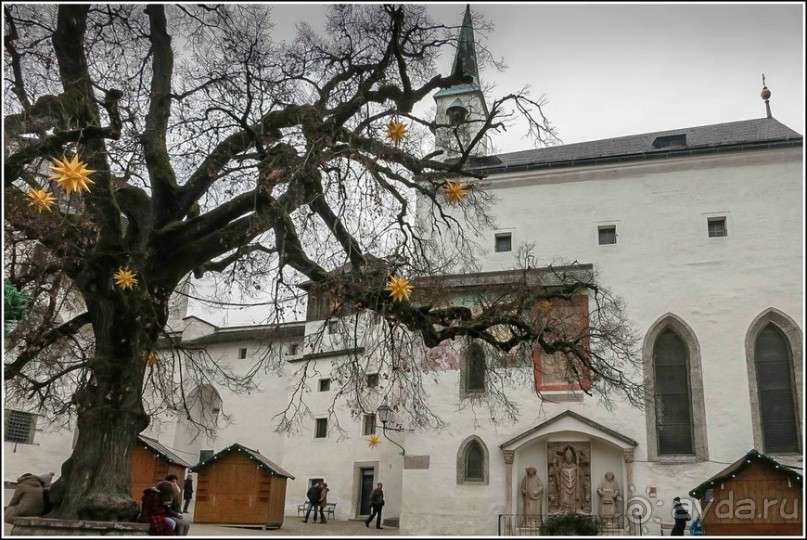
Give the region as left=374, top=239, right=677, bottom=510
left=3, top=4, right=641, bottom=520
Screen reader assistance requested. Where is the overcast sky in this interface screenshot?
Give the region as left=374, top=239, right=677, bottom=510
left=187, top=2, right=804, bottom=326
left=268, top=2, right=805, bottom=152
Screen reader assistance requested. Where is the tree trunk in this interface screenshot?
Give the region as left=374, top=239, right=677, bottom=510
left=46, top=290, right=157, bottom=521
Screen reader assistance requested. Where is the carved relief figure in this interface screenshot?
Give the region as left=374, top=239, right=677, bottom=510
left=520, top=467, right=543, bottom=527
left=547, top=442, right=591, bottom=514
left=597, top=472, right=620, bottom=522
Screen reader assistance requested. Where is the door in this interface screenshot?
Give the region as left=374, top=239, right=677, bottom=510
left=358, top=468, right=375, bottom=516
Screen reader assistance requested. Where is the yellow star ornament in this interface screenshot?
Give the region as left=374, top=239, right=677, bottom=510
left=368, top=435, right=381, bottom=449
left=27, top=188, right=57, bottom=213
left=385, top=276, right=413, bottom=302
left=442, top=181, right=470, bottom=205
left=386, top=119, right=408, bottom=145
left=146, top=352, right=159, bottom=366
left=113, top=268, right=138, bottom=290
left=49, top=155, right=96, bottom=194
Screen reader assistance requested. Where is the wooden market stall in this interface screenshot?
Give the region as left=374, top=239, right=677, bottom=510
left=190, top=443, right=295, bottom=528
left=690, top=449, right=803, bottom=536
left=131, top=434, right=193, bottom=500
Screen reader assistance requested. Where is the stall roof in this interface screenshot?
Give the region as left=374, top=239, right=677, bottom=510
left=189, top=442, right=295, bottom=479
left=138, top=434, right=193, bottom=469
left=690, top=449, right=803, bottom=499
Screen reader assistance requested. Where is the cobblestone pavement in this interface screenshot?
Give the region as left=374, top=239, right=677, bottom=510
left=4, top=516, right=399, bottom=537
left=189, top=516, right=400, bottom=537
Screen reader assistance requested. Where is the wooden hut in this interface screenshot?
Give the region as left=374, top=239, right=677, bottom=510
left=190, top=443, right=294, bottom=528
left=131, top=434, right=193, bottom=500
left=690, top=449, right=803, bottom=536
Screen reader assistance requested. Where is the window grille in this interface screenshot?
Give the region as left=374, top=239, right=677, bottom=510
left=366, top=373, right=379, bottom=388
left=4, top=410, right=36, bottom=444
left=318, top=378, right=331, bottom=392
left=707, top=217, right=727, bottom=238
left=494, top=233, right=512, bottom=252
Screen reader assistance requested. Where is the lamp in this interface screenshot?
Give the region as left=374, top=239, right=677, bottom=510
left=376, top=402, right=406, bottom=456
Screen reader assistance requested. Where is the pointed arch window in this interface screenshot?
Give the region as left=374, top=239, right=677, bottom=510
left=748, top=315, right=801, bottom=454
left=654, top=330, right=694, bottom=455
left=643, top=314, right=708, bottom=462
left=456, top=436, right=489, bottom=485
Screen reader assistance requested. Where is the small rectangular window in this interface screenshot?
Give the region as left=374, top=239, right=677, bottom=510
left=363, top=414, right=377, bottom=436
left=309, top=478, right=324, bottom=489
left=288, top=343, right=299, bottom=355
left=318, top=378, right=331, bottom=392
left=708, top=217, right=727, bottom=238
left=4, top=409, right=36, bottom=444
left=598, top=226, right=617, bottom=245
left=366, top=373, right=379, bottom=388
left=238, top=348, right=247, bottom=359
left=328, top=320, right=342, bottom=334
left=494, top=233, right=512, bottom=252
left=315, top=418, right=328, bottom=438
left=199, top=449, right=214, bottom=463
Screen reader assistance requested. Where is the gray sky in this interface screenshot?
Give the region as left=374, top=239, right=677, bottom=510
left=187, top=2, right=804, bottom=326
left=267, top=2, right=804, bottom=152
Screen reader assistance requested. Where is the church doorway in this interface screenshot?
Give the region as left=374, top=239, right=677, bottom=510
left=358, top=467, right=375, bottom=515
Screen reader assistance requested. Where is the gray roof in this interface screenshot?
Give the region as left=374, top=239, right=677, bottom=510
left=417, top=264, right=595, bottom=290
left=139, top=435, right=193, bottom=468
left=468, top=117, right=802, bottom=174
left=190, top=443, right=295, bottom=479
left=180, top=321, right=305, bottom=347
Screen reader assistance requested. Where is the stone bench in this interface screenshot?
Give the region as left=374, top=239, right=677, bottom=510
left=11, top=516, right=150, bottom=536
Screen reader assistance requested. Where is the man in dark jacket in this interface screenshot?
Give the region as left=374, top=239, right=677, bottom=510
left=182, top=475, right=194, bottom=513
left=302, top=482, right=322, bottom=523
left=365, top=482, right=385, bottom=529
left=671, top=496, right=691, bottom=536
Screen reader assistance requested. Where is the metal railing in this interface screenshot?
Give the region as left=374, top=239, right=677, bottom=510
left=497, top=513, right=643, bottom=536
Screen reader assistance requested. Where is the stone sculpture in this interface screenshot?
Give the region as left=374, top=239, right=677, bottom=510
left=520, top=467, right=543, bottom=527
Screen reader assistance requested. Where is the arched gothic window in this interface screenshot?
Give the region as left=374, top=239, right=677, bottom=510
left=653, top=330, right=694, bottom=455
left=456, top=435, right=489, bottom=485
left=643, top=314, right=708, bottom=461
left=747, top=309, right=802, bottom=454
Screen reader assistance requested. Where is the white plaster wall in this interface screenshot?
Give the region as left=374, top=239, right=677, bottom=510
left=398, top=147, right=803, bottom=535
left=3, top=427, right=72, bottom=484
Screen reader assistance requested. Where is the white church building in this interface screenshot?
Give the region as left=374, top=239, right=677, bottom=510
left=4, top=7, right=803, bottom=537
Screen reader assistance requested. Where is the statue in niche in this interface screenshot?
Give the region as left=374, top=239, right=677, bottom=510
left=520, top=467, right=543, bottom=527
left=597, top=472, right=621, bottom=524
left=547, top=442, right=591, bottom=514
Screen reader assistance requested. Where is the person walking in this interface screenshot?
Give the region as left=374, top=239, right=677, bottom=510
left=302, top=482, right=322, bottom=523
left=671, top=496, right=691, bottom=536
left=182, top=474, right=194, bottom=513
left=317, top=482, right=330, bottom=524
left=365, top=482, right=385, bottom=529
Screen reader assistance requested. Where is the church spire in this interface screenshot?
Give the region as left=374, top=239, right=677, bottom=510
left=436, top=5, right=481, bottom=97
left=451, top=5, right=480, bottom=89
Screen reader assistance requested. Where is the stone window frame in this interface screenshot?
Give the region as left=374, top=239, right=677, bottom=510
left=460, top=341, right=487, bottom=399
left=643, top=313, right=708, bottom=462
left=456, top=435, right=489, bottom=485
left=745, top=308, right=803, bottom=455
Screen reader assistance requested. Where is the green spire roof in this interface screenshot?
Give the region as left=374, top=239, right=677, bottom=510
left=436, top=5, right=482, bottom=98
